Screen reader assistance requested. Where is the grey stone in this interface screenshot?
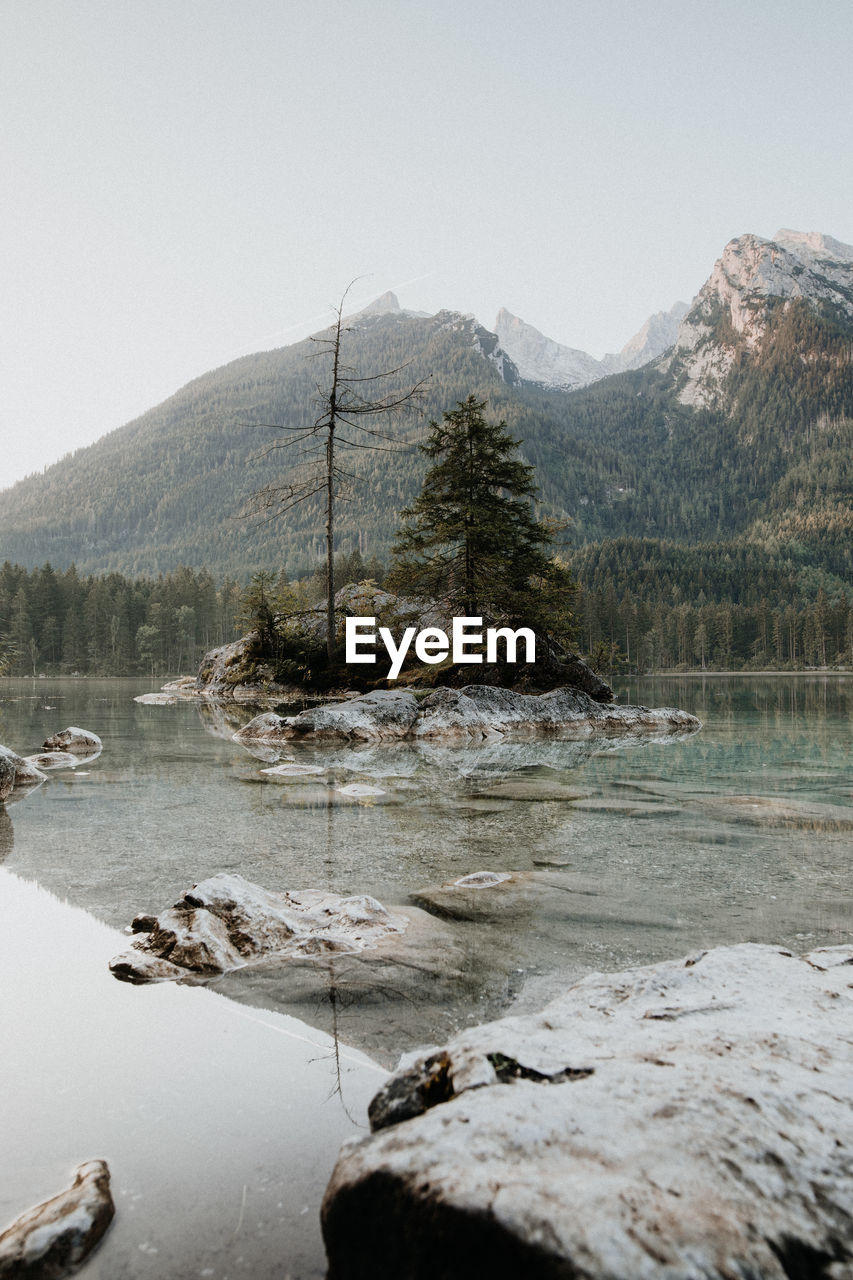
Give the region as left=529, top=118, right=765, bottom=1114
left=41, top=727, right=102, bottom=754
left=111, top=872, right=420, bottom=984
left=0, top=754, right=13, bottom=802
left=0, top=745, right=47, bottom=790
left=322, top=943, right=853, bottom=1280
left=234, top=685, right=699, bottom=746
left=0, top=1160, right=114, bottom=1279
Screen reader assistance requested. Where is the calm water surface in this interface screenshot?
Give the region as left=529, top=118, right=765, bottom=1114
left=1, top=674, right=850, bottom=1275
left=2, top=674, right=851, bottom=1047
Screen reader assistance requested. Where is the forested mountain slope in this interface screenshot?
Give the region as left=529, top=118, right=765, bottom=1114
left=0, top=230, right=850, bottom=585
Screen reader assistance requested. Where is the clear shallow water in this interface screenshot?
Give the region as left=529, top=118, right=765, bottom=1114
left=2, top=675, right=850, bottom=1057
left=1, top=675, right=850, bottom=1277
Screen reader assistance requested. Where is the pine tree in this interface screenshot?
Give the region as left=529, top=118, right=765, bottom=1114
left=388, top=396, right=576, bottom=641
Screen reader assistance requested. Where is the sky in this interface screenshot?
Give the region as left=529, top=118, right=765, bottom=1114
left=1, top=0, right=852, bottom=489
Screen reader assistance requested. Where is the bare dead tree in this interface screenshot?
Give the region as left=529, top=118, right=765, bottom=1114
left=249, top=281, right=428, bottom=659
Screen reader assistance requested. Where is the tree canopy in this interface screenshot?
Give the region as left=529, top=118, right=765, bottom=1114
left=388, top=396, right=576, bottom=642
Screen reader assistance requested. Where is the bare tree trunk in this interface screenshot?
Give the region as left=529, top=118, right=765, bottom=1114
left=325, top=305, right=342, bottom=661
left=326, top=423, right=335, bottom=660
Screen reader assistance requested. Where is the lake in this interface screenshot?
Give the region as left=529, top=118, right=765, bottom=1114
left=1, top=674, right=850, bottom=1277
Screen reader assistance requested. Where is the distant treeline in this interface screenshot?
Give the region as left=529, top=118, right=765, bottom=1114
left=0, top=562, right=244, bottom=677
left=1, top=538, right=851, bottom=678
left=568, top=537, right=853, bottom=674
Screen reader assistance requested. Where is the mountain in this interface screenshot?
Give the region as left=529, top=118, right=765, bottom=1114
left=0, top=230, right=850, bottom=589
left=0, top=309, right=523, bottom=578
left=493, top=301, right=688, bottom=391
left=666, top=229, right=853, bottom=408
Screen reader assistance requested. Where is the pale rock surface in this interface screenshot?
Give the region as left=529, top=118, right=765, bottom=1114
left=260, top=761, right=325, bottom=777
left=494, top=302, right=688, bottom=391
left=238, top=690, right=421, bottom=745
left=109, top=872, right=411, bottom=983
left=235, top=686, right=699, bottom=746
left=24, top=752, right=81, bottom=772
left=194, top=630, right=285, bottom=700
left=668, top=228, right=853, bottom=408
left=0, top=745, right=47, bottom=790
left=322, top=943, right=853, bottom=1280
left=41, top=727, right=102, bottom=754
left=0, top=1159, right=114, bottom=1279
left=410, top=868, right=681, bottom=932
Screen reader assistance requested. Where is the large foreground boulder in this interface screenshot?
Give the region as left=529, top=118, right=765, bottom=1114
left=236, top=686, right=700, bottom=746
left=322, top=943, right=853, bottom=1280
left=0, top=1160, right=114, bottom=1278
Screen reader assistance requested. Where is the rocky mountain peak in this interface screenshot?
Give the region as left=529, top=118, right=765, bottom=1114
left=773, top=228, right=853, bottom=265
left=358, top=290, right=402, bottom=315
left=493, top=309, right=606, bottom=391
left=670, top=229, right=853, bottom=408
left=494, top=301, right=687, bottom=393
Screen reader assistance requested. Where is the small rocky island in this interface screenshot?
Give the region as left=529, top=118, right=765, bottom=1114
left=143, top=585, right=701, bottom=748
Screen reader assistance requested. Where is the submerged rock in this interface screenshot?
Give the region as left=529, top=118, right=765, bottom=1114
left=42, top=727, right=102, bottom=754
left=235, top=685, right=699, bottom=746
left=109, top=872, right=413, bottom=983
left=24, top=753, right=81, bottom=772
left=322, top=943, right=853, bottom=1280
left=410, top=869, right=681, bottom=931
left=0, top=1159, right=114, bottom=1279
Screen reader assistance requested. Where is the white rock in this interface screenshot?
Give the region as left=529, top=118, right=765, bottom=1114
left=282, top=690, right=421, bottom=743
left=260, top=762, right=326, bottom=778
left=0, top=754, right=13, bottom=802
left=669, top=229, right=853, bottom=408
left=237, top=686, right=700, bottom=746
left=24, top=752, right=80, bottom=771
left=109, top=873, right=410, bottom=984
left=0, top=1159, right=114, bottom=1278
left=322, top=943, right=853, bottom=1279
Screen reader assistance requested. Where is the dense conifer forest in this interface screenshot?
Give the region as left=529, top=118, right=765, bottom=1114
left=1, top=546, right=849, bottom=679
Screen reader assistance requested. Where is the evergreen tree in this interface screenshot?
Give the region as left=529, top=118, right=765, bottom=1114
left=389, top=396, right=576, bottom=640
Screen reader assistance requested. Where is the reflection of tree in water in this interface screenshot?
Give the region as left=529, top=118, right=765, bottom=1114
left=618, top=674, right=852, bottom=730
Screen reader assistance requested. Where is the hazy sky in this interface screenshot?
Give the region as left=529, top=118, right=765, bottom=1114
left=2, top=0, right=851, bottom=489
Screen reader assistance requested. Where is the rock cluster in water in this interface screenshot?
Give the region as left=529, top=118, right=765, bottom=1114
left=235, top=686, right=700, bottom=746
left=0, top=1160, right=114, bottom=1279
left=109, top=872, right=418, bottom=984
left=320, top=942, right=853, bottom=1280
